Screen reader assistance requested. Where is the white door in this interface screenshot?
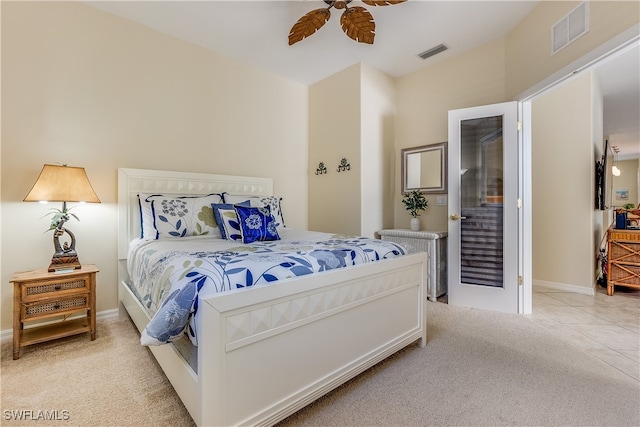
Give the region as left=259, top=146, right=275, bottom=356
left=447, top=102, right=520, bottom=313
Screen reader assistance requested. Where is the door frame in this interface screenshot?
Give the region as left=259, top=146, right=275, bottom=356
left=518, top=102, right=532, bottom=314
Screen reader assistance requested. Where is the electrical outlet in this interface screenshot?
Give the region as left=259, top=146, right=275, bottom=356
left=436, top=196, right=447, bottom=206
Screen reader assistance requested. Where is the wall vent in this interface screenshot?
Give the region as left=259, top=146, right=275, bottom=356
left=551, top=1, right=589, bottom=55
left=418, top=44, right=448, bottom=60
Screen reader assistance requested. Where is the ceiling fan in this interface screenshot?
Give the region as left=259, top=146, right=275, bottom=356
left=288, top=0, right=407, bottom=46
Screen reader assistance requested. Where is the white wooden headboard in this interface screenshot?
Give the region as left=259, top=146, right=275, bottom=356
left=117, top=168, right=273, bottom=260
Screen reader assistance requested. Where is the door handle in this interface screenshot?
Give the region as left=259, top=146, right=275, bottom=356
left=450, top=213, right=467, bottom=220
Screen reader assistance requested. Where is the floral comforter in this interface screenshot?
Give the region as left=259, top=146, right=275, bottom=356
left=126, top=229, right=407, bottom=346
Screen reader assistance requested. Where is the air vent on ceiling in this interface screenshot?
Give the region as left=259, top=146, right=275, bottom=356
left=418, top=44, right=448, bottom=60
left=552, top=1, right=589, bottom=55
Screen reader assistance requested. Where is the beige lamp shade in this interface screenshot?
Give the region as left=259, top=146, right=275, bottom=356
left=24, top=164, right=100, bottom=203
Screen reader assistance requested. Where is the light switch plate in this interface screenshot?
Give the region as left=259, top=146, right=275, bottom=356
left=436, top=196, right=447, bottom=206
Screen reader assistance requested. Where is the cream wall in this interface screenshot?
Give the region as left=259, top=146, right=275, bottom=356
left=531, top=72, right=601, bottom=291
left=1, top=2, right=308, bottom=331
left=612, top=159, right=640, bottom=208
left=360, top=64, right=396, bottom=236
left=506, top=1, right=640, bottom=98
left=506, top=0, right=635, bottom=292
left=394, top=38, right=507, bottom=232
left=308, top=63, right=395, bottom=238
left=308, top=64, right=361, bottom=235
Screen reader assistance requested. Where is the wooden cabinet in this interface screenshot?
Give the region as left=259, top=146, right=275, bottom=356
left=606, top=228, right=640, bottom=296
left=11, top=265, right=98, bottom=359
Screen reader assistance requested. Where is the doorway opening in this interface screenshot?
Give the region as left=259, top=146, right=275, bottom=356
left=518, top=28, right=639, bottom=312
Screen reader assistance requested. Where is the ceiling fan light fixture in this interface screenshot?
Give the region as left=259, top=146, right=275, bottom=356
left=418, top=43, right=448, bottom=60
left=332, top=0, right=350, bottom=9
left=289, top=0, right=406, bottom=45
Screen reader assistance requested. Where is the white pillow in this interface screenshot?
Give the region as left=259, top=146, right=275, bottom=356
left=223, top=194, right=285, bottom=230
left=139, top=193, right=223, bottom=239
left=138, top=193, right=160, bottom=239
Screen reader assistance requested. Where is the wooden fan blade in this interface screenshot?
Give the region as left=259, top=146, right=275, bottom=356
left=288, top=8, right=331, bottom=45
left=340, top=6, right=375, bottom=44
left=361, top=0, right=407, bottom=6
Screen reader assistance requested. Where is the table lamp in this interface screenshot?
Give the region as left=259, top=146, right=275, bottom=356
left=24, top=164, right=101, bottom=272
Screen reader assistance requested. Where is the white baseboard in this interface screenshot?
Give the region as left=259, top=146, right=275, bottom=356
left=533, top=279, right=595, bottom=296
left=1, top=308, right=120, bottom=344
left=97, top=308, right=120, bottom=321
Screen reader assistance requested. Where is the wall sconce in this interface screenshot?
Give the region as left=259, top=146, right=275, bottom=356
left=24, top=164, right=100, bottom=272
left=337, top=158, right=351, bottom=172
left=315, top=162, right=327, bottom=175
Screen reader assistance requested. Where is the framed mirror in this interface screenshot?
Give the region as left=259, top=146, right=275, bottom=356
left=401, top=142, right=447, bottom=194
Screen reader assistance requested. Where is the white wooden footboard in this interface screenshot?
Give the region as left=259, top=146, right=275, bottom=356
left=198, top=252, right=426, bottom=427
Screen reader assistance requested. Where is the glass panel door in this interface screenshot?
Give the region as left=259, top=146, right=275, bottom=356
left=448, top=102, right=519, bottom=313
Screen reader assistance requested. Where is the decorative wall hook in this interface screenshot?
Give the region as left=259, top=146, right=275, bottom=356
left=315, top=162, right=327, bottom=175
left=337, top=158, right=351, bottom=172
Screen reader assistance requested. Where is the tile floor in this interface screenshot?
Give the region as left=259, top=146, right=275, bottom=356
left=529, top=285, right=640, bottom=381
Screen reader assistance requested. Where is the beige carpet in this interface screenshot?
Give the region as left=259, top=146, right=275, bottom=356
left=1, top=317, right=194, bottom=427
left=2, top=303, right=638, bottom=426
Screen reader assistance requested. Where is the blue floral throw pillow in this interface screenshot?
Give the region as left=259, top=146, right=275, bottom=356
left=223, top=194, right=286, bottom=230
left=212, top=202, right=250, bottom=240
left=234, top=205, right=280, bottom=244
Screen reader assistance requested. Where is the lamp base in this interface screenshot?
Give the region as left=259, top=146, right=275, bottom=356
left=48, top=255, right=81, bottom=272
left=49, top=226, right=81, bottom=272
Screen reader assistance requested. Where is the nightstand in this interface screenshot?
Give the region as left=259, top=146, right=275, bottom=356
left=378, top=229, right=447, bottom=302
left=11, top=264, right=98, bottom=359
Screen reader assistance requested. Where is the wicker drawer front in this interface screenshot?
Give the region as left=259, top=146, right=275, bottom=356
left=609, top=264, right=640, bottom=286
left=608, top=229, right=640, bottom=242
left=22, top=295, right=89, bottom=320
left=24, top=278, right=88, bottom=297
left=609, top=242, right=640, bottom=264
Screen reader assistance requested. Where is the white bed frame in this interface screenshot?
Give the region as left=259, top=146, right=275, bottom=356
left=117, top=168, right=427, bottom=426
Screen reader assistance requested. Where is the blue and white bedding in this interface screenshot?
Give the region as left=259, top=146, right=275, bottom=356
left=127, top=229, right=407, bottom=346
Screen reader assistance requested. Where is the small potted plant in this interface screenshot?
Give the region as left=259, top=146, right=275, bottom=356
left=402, top=190, right=428, bottom=231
